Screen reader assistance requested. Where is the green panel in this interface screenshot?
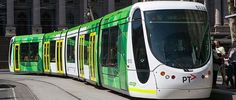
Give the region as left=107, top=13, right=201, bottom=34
left=38, top=41, right=44, bottom=72
left=44, top=31, right=62, bottom=42
left=12, top=34, right=44, bottom=73
left=100, top=23, right=129, bottom=90
left=118, top=23, right=128, bottom=90
left=20, top=62, right=40, bottom=72
left=67, top=25, right=80, bottom=32
left=13, top=34, right=44, bottom=44
left=80, top=18, right=102, bottom=32
left=101, top=6, right=131, bottom=29
left=102, top=67, right=121, bottom=89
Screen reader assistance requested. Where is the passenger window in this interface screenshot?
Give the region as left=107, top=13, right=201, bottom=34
left=132, top=9, right=150, bottom=83
left=50, top=41, right=56, bottom=62
left=20, top=43, right=29, bottom=62
left=101, top=26, right=119, bottom=67
left=20, top=43, right=39, bottom=62
left=29, top=43, right=39, bottom=61
left=67, top=37, right=76, bottom=63
left=84, top=34, right=89, bottom=65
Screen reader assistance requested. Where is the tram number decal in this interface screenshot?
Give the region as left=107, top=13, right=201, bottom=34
left=182, top=74, right=196, bottom=83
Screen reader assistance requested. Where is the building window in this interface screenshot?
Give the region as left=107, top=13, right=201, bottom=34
left=15, top=12, right=29, bottom=35
left=66, top=13, right=75, bottom=28
left=115, top=0, right=120, bottom=2
left=43, top=0, right=49, bottom=3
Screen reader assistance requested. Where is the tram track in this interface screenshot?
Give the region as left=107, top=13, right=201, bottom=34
left=20, top=78, right=82, bottom=100
left=1, top=77, right=81, bottom=100
left=0, top=79, right=38, bottom=100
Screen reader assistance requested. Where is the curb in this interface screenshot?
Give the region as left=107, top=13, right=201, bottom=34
left=211, top=89, right=236, bottom=100
left=0, top=69, right=9, bottom=72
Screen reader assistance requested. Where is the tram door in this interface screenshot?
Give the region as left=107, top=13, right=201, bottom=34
left=56, top=40, right=63, bottom=74
left=43, top=42, right=50, bottom=72
left=14, top=44, right=20, bottom=71
left=89, top=32, right=96, bottom=81
left=79, top=35, right=85, bottom=78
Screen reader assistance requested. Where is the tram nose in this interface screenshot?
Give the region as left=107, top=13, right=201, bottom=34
left=153, top=66, right=212, bottom=89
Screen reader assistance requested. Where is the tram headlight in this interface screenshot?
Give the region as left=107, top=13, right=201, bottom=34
left=165, top=75, right=170, bottom=79
left=171, top=75, right=176, bottom=79
left=208, top=70, right=211, bottom=75
left=201, top=74, right=209, bottom=79
left=205, top=75, right=209, bottom=79
left=160, top=71, right=165, bottom=76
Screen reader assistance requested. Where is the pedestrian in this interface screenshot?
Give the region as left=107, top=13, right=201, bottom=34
left=214, top=40, right=226, bottom=86
left=225, top=52, right=234, bottom=88
left=212, top=43, right=221, bottom=88
left=229, top=42, right=236, bottom=88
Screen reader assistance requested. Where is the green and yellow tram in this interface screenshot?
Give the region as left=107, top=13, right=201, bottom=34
left=9, top=1, right=212, bottom=99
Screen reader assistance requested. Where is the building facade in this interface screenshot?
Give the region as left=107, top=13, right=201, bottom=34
left=0, top=0, right=231, bottom=68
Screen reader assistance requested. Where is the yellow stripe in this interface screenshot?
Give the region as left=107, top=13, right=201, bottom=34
left=129, top=87, right=157, bottom=94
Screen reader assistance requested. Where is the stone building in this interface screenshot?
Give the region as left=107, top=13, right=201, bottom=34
left=0, top=0, right=231, bottom=68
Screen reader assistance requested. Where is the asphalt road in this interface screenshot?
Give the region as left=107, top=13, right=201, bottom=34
left=0, top=72, right=211, bottom=100
left=0, top=79, right=37, bottom=100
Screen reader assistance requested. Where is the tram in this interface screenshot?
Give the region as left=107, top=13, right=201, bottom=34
left=9, top=1, right=212, bottom=99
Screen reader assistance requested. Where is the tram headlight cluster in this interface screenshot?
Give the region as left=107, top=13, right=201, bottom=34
left=201, top=70, right=211, bottom=79
left=160, top=71, right=176, bottom=80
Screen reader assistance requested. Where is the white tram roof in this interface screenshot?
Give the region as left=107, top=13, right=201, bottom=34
left=134, top=1, right=206, bottom=11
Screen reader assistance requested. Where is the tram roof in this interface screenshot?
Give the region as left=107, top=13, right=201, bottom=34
left=134, top=1, right=206, bottom=11
left=101, top=6, right=131, bottom=28
left=13, top=34, right=44, bottom=43
left=44, top=31, right=63, bottom=41
left=80, top=18, right=102, bottom=30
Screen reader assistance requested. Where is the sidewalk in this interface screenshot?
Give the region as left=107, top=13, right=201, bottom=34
left=211, top=76, right=236, bottom=100
left=0, top=69, right=9, bottom=72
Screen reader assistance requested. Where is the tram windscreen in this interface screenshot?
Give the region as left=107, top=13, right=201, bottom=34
left=144, top=10, right=210, bottom=69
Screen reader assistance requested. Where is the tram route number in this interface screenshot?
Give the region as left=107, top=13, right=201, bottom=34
left=182, top=74, right=197, bottom=83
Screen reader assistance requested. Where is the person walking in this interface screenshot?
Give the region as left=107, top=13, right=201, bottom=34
left=225, top=52, right=234, bottom=88
left=212, top=43, right=221, bottom=88
left=229, top=43, right=236, bottom=88
left=214, top=40, right=226, bottom=86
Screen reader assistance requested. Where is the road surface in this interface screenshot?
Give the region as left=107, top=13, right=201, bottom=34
left=0, top=72, right=210, bottom=100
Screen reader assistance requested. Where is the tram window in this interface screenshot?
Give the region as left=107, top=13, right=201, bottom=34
left=132, top=9, right=150, bottom=83
left=20, top=43, right=39, bottom=62
left=132, top=9, right=149, bottom=70
left=20, top=43, right=29, bottom=62
left=102, top=29, right=109, bottom=65
left=67, top=37, right=76, bottom=63
left=50, top=41, right=56, bottom=62
left=101, top=26, right=119, bottom=67
left=9, top=43, right=12, bottom=65
left=84, top=35, right=89, bottom=65
left=29, top=43, right=39, bottom=61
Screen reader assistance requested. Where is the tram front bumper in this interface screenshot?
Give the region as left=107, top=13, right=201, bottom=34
left=155, top=88, right=212, bottom=99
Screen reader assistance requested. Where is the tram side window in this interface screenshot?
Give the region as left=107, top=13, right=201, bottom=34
left=101, top=26, right=119, bottom=67
left=132, top=9, right=150, bottom=83
left=9, top=43, right=12, bottom=65
left=20, top=43, right=39, bottom=62
left=20, top=43, right=29, bottom=62
left=50, top=41, right=56, bottom=62
left=67, top=37, right=76, bottom=63
left=132, top=9, right=149, bottom=70
left=29, top=43, right=39, bottom=61
left=84, top=35, right=89, bottom=65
